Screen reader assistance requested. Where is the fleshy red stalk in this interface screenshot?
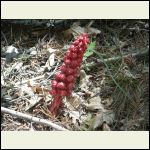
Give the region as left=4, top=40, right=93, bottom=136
left=48, top=33, right=90, bottom=116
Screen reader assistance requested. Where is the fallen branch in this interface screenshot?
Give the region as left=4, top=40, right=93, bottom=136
left=98, top=49, right=149, bottom=63
left=84, top=49, right=149, bottom=69
left=1, top=107, right=69, bottom=131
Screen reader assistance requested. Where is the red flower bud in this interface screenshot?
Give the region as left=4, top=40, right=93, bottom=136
left=77, top=35, right=84, bottom=41
left=78, top=54, right=83, bottom=59
left=74, top=70, right=80, bottom=77
left=57, top=82, right=66, bottom=89
left=63, top=55, right=67, bottom=61
left=78, top=47, right=85, bottom=54
left=77, top=58, right=82, bottom=64
left=69, top=45, right=77, bottom=53
left=49, top=89, right=57, bottom=95
left=69, top=45, right=75, bottom=51
left=64, top=59, right=71, bottom=66
left=66, top=75, right=75, bottom=82
left=78, top=42, right=83, bottom=47
left=59, top=65, right=67, bottom=73
left=73, top=40, right=79, bottom=46
left=67, top=83, right=74, bottom=90
left=66, top=68, right=74, bottom=75
left=55, top=73, right=66, bottom=81
left=70, top=52, right=78, bottom=59
left=85, top=38, right=90, bottom=44
left=66, top=90, right=72, bottom=96
left=51, top=80, right=58, bottom=88
left=82, top=39, right=89, bottom=45
left=71, top=60, right=79, bottom=68
left=73, top=68, right=78, bottom=74
left=82, top=45, right=87, bottom=51
left=66, top=52, right=78, bottom=59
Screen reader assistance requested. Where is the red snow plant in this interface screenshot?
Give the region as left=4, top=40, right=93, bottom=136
left=49, top=33, right=90, bottom=116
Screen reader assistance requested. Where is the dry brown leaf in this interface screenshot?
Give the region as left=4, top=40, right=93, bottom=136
left=63, top=93, right=86, bottom=124
left=27, top=79, right=36, bottom=87
left=66, top=94, right=82, bottom=110
left=89, top=112, right=103, bottom=130
left=65, top=111, right=80, bottom=124
left=82, top=102, right=103, bottom=112
left=79, top=70, right=92, bottom=92
left=34, top=85, right=49, bottom=95
left=27, top=79, right=49, bottom=95
left=101, top=97, right=113, bottom=108
left=89, top=111, right=114, bottom=130
left=62, top=21, right=101, bottom=39
left=82, top=95, right=104, bottom=112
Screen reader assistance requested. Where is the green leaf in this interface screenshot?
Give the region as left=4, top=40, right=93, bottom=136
left=84, top=41, right=96, bottom=58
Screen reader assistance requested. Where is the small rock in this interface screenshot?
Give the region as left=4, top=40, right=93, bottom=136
left=30, top=50, right=37, bottom=56
left=27, top=47, right=37, bottom=56
left=5, top=46, right=19, bottom=62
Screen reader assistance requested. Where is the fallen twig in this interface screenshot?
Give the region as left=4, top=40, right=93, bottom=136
left=1, top=107, right=69, bottom=131
left=14, top=75, right=45, bottom=87
left=98, top=49, right=149, bottom=63
left=84, top=49, right=149, bottom=69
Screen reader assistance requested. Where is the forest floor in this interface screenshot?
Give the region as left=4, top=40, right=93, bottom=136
left=1, top=19, right=149, bottom=131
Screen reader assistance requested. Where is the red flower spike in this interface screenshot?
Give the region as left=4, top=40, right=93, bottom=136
left=49, top=96, right=62, bottom=115
left=48, top=33, right=90, bottom=116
